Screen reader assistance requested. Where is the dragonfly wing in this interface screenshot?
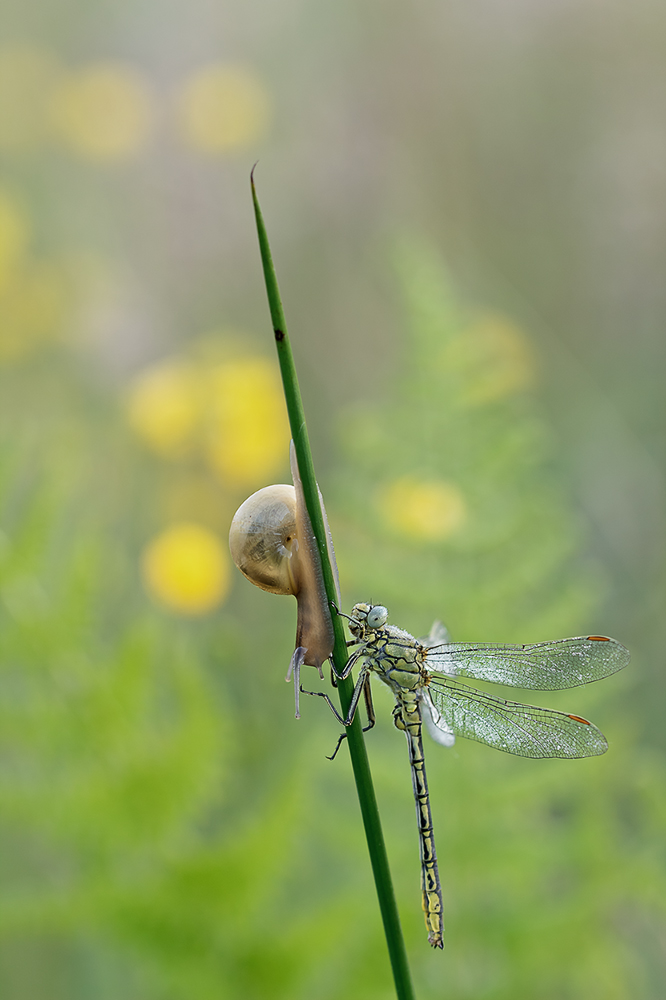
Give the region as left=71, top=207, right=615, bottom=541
left=424, top=636, right=629, bottom=689
left=420, top=688, right=456, bottom=747
left=427, top=676, right=608, bottom=758
left=418, top=620, right=451, bottom=648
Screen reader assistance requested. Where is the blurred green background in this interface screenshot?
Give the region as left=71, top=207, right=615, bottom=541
left=0, top=1, right=664, bottom=998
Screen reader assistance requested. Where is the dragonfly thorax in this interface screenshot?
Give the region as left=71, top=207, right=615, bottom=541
left=368, top=628, right=426, bottom=692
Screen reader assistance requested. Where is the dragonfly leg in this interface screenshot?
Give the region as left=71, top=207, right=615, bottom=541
left=327, top=675, right=375, bottom=760
left=362, top=674, right=376, bottom=732
left=301, top=664, right=368, bottom=724
left=299, top=688, right=346, bottom=725
left=326, top=732, right=348, bottom=761
left=328, top=658, right=355, bottom=689
left=330, top=600, right=353, bottom=623
left=392, top=703, right=407, bottom=731
left=330, top=647, right=363, bottom=683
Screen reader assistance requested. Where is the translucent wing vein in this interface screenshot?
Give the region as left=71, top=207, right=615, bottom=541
left=426, top=676, right=608, bottom=758
left=424, top=636, right=629, bottom=689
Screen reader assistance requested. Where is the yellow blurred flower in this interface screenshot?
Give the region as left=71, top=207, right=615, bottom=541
left=127, top=351, right=289, bottom=487
left=127, top=361, right=203, bottom=459
left=206, top=357, right=289, bottom=486
left=441, top=314, right=536, bottom=407
left=0, top=192, right=30, bottom=293
left=377, top=476, right=467, bottom=542
left=49, top=62, right=153, bottom=161
left=0, top=45, right=62, bottom=152
left=175, top=63, right=270, bottom=153
left=142, top=522, right=230, bottom=615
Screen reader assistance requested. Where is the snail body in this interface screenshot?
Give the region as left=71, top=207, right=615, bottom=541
left=229, top=443, right=339, bottom=689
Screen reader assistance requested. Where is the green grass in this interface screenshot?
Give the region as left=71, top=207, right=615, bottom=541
left=0, top=243, right=660, bottom=1000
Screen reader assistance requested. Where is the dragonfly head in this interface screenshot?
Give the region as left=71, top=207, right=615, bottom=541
left=349, top=603, right=389, bottom=637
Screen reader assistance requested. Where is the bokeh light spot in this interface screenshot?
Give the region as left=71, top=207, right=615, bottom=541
left=175, top=63, right=270, bottom=154
left=127, top=361, right=203, bottom=459
left=377, top=476, right=467, bottom=541
left=142, top=522, right=230, bottom=615
left=0, top=45, right=62, bottom=152
left=442, top=314, right=536, bottom=407
left=126, top=350, right=289, bottom=487
left=49, top=63, right=153, bottom=161
left=206, top=357, right=289, bottom=486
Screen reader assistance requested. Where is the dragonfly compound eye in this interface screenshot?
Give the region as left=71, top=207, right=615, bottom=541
left=367, top=605, right=389, bottom=628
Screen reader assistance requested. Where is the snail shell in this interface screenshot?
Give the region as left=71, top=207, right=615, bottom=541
left=229, top=484, right=299, bottom=596
left=229, top=442, right=339, bottom=672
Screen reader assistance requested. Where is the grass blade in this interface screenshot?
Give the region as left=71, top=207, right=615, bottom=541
left=251, top=169, right=416, bottom=1000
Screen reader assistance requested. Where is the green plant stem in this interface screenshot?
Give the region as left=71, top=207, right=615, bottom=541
left=251, top=170, right=416, bottom=1000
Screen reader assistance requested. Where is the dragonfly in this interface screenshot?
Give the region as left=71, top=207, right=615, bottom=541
left=303, top=603, right=630, bottom=949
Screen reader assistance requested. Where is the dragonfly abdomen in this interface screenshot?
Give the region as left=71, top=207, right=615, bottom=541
left=397, top=699, right=444, bottom=949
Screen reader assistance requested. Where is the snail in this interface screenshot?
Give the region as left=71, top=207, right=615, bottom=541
left=229, top=442, right=340, bottom=715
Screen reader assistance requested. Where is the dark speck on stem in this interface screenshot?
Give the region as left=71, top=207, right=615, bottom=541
left=275, top=329, right=284, bottom=341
